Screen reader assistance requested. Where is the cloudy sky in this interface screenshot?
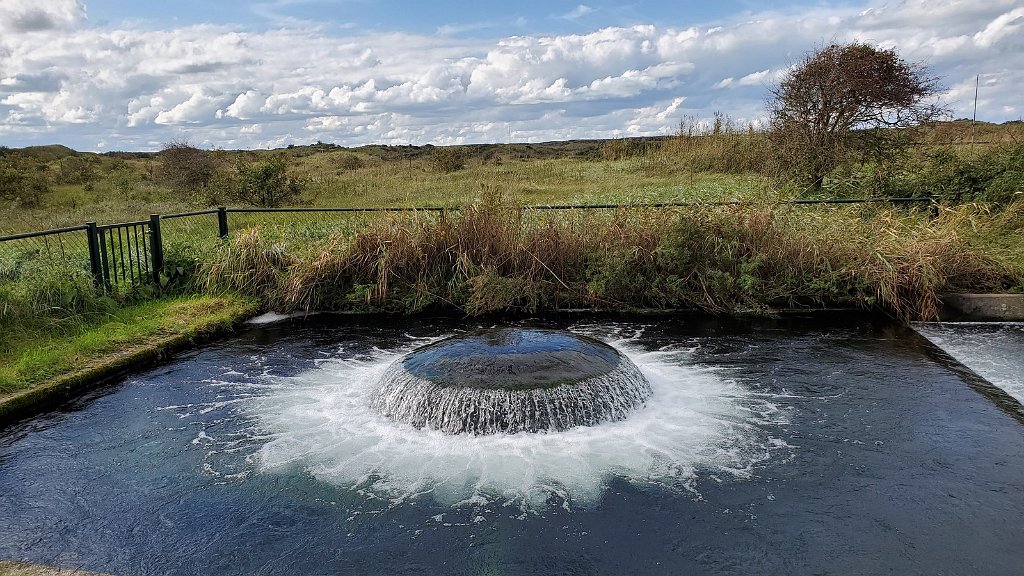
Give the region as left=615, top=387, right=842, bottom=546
left=1, top=0, right=1021, bottom=151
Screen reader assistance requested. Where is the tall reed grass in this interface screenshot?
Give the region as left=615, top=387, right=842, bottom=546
left=200, top=192, right=1022, bottom=320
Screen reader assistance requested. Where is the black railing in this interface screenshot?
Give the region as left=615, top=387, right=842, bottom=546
left=0, top=197, right=936, bottom=295
left=94, top=220, right=155, bottom=292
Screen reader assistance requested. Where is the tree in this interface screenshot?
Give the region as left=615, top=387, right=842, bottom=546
left=768, top=42, right=946, bottom=191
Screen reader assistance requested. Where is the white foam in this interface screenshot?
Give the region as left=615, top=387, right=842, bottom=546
left=245, top=311, right=309, bottom=325
left=915, top=323, right=1024, bottom=405
left=243, top=333, right=789, bottom=511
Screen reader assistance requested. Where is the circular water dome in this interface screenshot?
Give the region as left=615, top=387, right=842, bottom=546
left=373, top=328, right=652, bottom=435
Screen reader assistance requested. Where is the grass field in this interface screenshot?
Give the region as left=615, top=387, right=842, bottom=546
left=1, top=156, right=777, bottom=235
left=3, top=119, right=1021, bottom=235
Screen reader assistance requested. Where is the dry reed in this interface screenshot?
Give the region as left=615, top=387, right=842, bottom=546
left=194, top=194, right=1023, bottom=320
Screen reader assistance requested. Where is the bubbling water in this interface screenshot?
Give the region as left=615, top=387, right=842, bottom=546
left=373, top=328, right=653, bottom=434
left=244, top=327, right=789, bottom=511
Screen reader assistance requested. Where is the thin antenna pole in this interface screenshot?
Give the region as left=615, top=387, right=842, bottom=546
left=971, top=74, right=979, bottom=153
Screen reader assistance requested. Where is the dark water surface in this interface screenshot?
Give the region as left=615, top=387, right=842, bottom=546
left=1, top=315, right=1022, bottom=575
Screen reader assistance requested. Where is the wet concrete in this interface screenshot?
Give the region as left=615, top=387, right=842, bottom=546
left=939, top=294, right=1024, bottom=321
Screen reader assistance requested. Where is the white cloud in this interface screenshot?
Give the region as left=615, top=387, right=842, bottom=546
left=0, top=0, right=85, bottom=33
left=222, top=90, right=265, bottom=120
left=561, top=5, right=594, bottom=21
left=1, top=0, right=1023, bottom=150
left=973, top=7, right=1024, bottom=48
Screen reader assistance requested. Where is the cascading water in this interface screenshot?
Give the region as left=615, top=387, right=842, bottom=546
left=249, top=323, right=787, bottom=509
left=372, top=328, right=653, bottom=434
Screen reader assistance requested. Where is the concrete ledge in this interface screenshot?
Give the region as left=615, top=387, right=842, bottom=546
left=939, top=293, right=1024, bottom=321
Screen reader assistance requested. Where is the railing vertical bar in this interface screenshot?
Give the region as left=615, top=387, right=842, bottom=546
left=105, top=229, right=114, bottom=285
left=126, top=226, right=134, bottom=284
left=128, top=225, right=137, bottom=283
left=86, top=222, right=102, bottom=289
left=133, top=224, right=142, bottom=283
left=117, top=226, right=127, bottom=286
left=134, top=225, right=145, bottom=282
left=112, top=228, right=120, bottom=285
left=140, top=223, right=150, bottom=276
left=99, top=228, right=111, bottom=292
left=149, top=215, right=163, bottom=292
left=107, top=229, right=116, bottom=285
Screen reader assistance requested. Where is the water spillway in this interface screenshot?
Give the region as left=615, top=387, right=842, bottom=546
left=373, top=328, right=652, bottom=434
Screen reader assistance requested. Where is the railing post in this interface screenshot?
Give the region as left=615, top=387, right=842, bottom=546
left=217, top=206, right=229, bottom=238
left=149, top=214, right=164, bottom=291
left=85, top=221, right=102, bottom=289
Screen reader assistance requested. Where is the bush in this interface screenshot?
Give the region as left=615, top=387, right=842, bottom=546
left=0, top=159, right=50, bottom=208
left=233, top=158, right=305, bottom=208
left=431, top=147, right=467, bottom=173
left=0, top=253, right=116, bottom=351
left=893, top=143, right=1024, bottom=205
left=337, top=154, right=365, bottom=171
left=158, top=141, right=217, bottom=194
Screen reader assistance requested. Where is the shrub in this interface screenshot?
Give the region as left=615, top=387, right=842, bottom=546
left=158, top=141, right=218, bottom=194
left=337, top=154, right=365, bottom=171
left=893, top=143, right=1024, bottom=205
left=431, top=147, right=467, bottom=173
left=0, top=159, right=50, bottom=208
left=233, top=158, right=305, bottom=207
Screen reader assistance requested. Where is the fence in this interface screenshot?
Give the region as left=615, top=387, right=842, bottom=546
left=0, top=198, right=936, bottom=295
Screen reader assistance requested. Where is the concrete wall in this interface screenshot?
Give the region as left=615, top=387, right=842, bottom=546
left=939, top=294, right=1024, bottom=321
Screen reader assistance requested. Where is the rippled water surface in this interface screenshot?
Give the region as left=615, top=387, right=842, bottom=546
left=1, top=315, right=1022, bottom=575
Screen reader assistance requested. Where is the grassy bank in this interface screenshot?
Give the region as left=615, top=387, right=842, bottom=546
left=0, top=294, right=258, bottom=397
left=0, top=561, right=107, bottom=576
left=201, top=193, right=1023, bottom=321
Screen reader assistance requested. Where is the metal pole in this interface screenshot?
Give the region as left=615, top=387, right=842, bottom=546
left=149, top=214, right=164, bottom=291
left=217, top=206, right=229, bottom=238
left=971, top=74, right=979, bottom=154
left=86, top=222, right=102, bottom=289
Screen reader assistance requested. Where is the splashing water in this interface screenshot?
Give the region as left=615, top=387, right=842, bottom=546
left=372, top=329, right=653, bottom=435
left=915, top=322, right=1024, bottom=405
left=235, top=329, right=788, bottom=511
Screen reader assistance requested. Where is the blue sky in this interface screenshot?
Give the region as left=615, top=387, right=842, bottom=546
left=1, top=0, right=1021, bottom=151
left=81, top=1, right=823, bottom=35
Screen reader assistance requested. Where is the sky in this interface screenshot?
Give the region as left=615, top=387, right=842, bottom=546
left=1, top=0, right=1021, bottom=151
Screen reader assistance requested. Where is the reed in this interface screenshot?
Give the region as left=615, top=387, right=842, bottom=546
left=201, top=193, right=1021, bottom=320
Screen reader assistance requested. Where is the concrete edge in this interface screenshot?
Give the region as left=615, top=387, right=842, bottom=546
left=939, top=293, right=1024, bottom=322
left=0, top=303, right=260, bottom=429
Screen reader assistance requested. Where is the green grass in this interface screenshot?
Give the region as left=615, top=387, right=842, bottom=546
left=0, top=294, right=258, bottom=395
left=4, top=118, right=1020, bottom=235
left=1, top=156, right=775, bottom=235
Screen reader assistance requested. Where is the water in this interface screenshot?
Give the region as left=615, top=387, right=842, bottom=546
left=914, top=322, right=1024, bottom=406
left=373, top=328, right=654, bottom=434
left=1, top=315, right=1023, bottom=575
